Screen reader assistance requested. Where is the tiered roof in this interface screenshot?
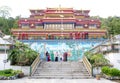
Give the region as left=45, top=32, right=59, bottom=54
left=18, top=7, right=100, bottom=27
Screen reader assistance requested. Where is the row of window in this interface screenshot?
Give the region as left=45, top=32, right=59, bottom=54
left=21, top=24, right=98, bottom=28
left=44, top=24, right=74, bottom=28
left=21, top=24, right=97, bottom=27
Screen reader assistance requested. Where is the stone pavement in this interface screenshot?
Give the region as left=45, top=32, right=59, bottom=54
left=0, top=77, right=117, bottom=83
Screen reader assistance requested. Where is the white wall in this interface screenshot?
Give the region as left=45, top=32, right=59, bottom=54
left=0, top=54, right=30, bottom=76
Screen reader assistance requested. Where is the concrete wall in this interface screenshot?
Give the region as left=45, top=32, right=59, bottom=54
left=11, top=66, right=30, bottom=76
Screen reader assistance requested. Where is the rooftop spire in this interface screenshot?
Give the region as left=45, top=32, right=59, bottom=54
left=59, top=4, right=61, bottom=9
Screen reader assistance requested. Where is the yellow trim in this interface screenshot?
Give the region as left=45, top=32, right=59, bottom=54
left=11, top=28, right=107, bottom=32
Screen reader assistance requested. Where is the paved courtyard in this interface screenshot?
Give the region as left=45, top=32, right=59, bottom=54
left=0, top=77, right=117, bottom=83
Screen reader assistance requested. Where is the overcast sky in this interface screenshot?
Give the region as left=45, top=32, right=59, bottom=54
left=0, top=0, right=120, bottom=18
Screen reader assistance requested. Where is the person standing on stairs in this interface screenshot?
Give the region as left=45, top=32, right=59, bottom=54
left=55, top=51, right=59, bottom=62
left=46, top=51, right=51, bottom=61
left=63, top=52, right=68, bottom=61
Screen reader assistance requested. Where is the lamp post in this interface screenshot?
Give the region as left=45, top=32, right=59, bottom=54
left=59, top=15, right=64, bottom=39
left=3, top=35, right=10, bottom=69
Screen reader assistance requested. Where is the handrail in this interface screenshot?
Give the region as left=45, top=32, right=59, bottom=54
left=29, top=55, right=40, bottom=76
left=83, top=56, right=93, bottom=76
left=88, top=39, right=109, bottom=52
left=88, top=36, right=118, bottom=53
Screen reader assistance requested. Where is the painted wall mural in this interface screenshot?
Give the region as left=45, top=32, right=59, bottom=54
left=21, top=39, right=104, bottom=61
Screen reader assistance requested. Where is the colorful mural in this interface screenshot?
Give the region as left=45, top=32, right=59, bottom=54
left=21, top=39, right=104, bottom=61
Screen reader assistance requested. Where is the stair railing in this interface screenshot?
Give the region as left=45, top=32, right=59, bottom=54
left=29, top=55, right=41, bottom=76
left=88, top=36, right=118, bottom=54
left=83, top=56, right=93, bottom=76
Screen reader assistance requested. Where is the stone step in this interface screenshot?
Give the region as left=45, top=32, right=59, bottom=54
left=33, top=73, right=90, bottom=76
left=34, top=71, right=89, bottom=73
left=31, top=75, right=91, bottom=79
left=38, top=65, right=85, bottom=67
left=34, top=72, right=88, bottom=75
left=38, top=62, right=84, bottom=67
left=38, top=65, right=85, bottom=68
left=34, top=70, right=89, bottom=74
left=35, top=70, right=88, bottom=73
left=34, top=73, right=89, bottom=76
left=39, top=65, right=85, bottom=67
left=38, top=67, right=85, bottom=69
left=31, top=61, right=91, bottom=79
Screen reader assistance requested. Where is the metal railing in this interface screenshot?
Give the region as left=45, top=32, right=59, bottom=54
left=88, top=36, right=118, bottom=54
left=83, top=56, right=93, bottom=76
left=29, top=55, right=41, bottom=76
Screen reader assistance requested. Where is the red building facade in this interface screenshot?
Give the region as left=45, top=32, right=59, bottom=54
left=11, top=7, right=107, bottom=40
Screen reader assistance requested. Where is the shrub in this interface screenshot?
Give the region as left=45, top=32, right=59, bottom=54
left=102, top=66, right=110, bottom=76
left=8, top=42, right=39, bottom=66
left=109, top=68, right=120, bottom=77
left=4, top=69, right=13, bottom=74
left=102, top=66, right=120, bottom=77
left=0, top=69, right=14, bottom=77
left=0, top=69, right=23, bottom=77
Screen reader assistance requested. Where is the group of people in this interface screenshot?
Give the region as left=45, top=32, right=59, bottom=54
left=45, top=51, right=68, bottom=62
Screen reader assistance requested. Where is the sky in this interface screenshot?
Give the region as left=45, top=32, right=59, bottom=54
left=0, top=0, right=120, bottom=18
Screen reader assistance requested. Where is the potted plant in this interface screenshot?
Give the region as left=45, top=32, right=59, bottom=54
left=16, top=70, right=24, bottom=78
left=96, top=74, right=101, bottom=80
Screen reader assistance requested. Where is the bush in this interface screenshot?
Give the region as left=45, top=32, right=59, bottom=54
left=0, top=69, right=23, bottom=77
left=8, top=42, right=39, bottom=66
left=4, top=69, right=13, bottom=74
left=0, top=69, right=14, bottom=77
left=102, top=66, right=120, bottom=77
left=109, top=68, right=120, bottom=77
left=102, top=66, right=110, bottom=76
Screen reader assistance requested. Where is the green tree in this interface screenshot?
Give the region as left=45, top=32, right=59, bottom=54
left=0, top=6, right=11, bottom=18
left=0, top=6, right=12, bottom=34
left=0, top=17, right=9, bottom=34
left=7, top=17, right=15, bottom=28
left=13, top=16, right=20, bottom=28
left=7, top=17, right=16, bottom=34
left=8, top=41, right=39, bottom=66
left=90, top=53, right=110, bottom=67
left=103, top=16, right=120, bottom=36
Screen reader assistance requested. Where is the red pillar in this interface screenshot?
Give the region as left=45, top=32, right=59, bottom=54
left=78, top=32, right=80, bottom=39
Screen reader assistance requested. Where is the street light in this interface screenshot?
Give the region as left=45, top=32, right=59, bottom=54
left=59, top=15, right=64, bottom=39
left=3, top=35, right=11, bottom=69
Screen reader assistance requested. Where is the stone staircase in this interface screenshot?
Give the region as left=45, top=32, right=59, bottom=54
left=31, top=61, right=92, bottom=79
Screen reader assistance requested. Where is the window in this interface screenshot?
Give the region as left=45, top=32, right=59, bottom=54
left=89, top=24, right=97, bottom=29
left=77, top=24, right=83, bottom=28
left=36, top=23, right=42, bottom=26
left=35, top=23, right=42, bottom=28
left=21, top=23, right=29, bottom=28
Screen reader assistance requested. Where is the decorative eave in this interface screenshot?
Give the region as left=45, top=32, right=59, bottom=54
left=74, top=10, right=90, bottom=13
left=46, top=7, right=73, bottom=10
left=43, top=18, right=76, bottom=23
left=18, top=18, right=42, bottom=24
left=30, top=9, right=45, bottom=13
left=11, top=28, right=107, bottom=32
left=46, top=11, right=73, bottom=14
left=76, top=19, right=100, bottom=24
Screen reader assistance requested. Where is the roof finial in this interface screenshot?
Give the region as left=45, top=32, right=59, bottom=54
left=59, top=4, right=61, bottom=10
left=81, top=8, right=84, bottom=14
